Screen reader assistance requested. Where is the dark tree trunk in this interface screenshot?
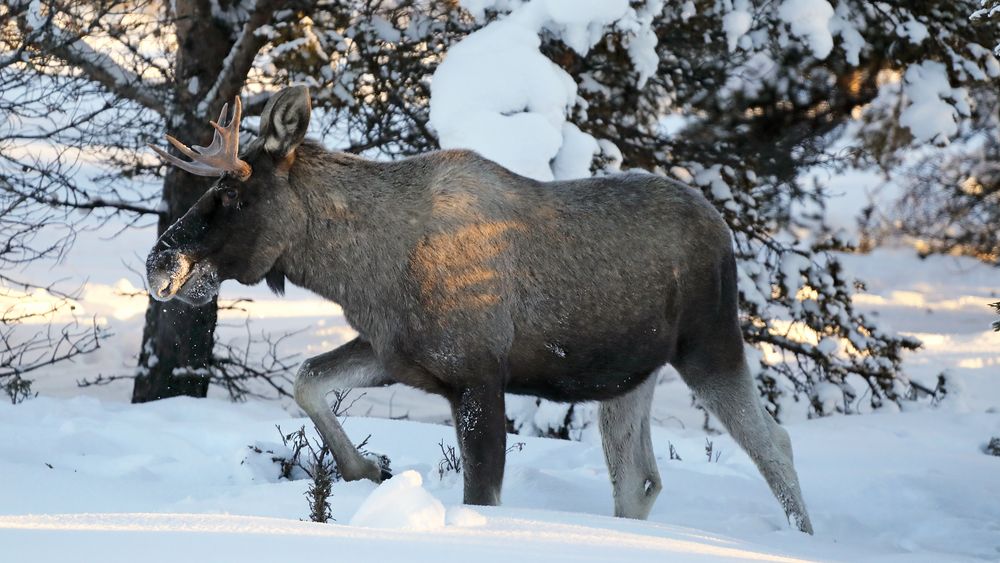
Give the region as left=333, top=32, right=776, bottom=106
left=133, top=297, right=217, bottom=402
left=132, top=171, right=218, bottom=402
left=132, top=1, right=243, bottom=402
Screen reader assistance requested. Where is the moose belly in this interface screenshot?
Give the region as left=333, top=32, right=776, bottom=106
left=505, top=320, right=675, bottom=403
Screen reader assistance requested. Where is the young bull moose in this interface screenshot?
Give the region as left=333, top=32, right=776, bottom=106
left=147, top=86, right=813, bottom=533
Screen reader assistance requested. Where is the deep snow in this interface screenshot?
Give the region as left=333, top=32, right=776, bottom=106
left=2, top=390, right=998, bottom=562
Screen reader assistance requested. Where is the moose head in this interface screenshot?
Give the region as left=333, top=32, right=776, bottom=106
left=146, top=86, right=313, bottom=305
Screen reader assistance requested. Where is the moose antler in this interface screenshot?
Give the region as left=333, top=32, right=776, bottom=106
left=149, top=97, right=252, bottom=180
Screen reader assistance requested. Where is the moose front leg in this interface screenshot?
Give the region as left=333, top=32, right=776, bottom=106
left=293, top=337, right=394, bottom=483
left=450, top=381, right=507, bottom=506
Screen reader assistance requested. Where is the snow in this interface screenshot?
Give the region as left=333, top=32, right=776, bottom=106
left=2, top=382, right=999, bottom=561
left=680, top=1, right=696, bottom=22
left=899, top=61, right=970, bottom=145
left=446, top=505, right=487, bottom=527
left=669, top=165, right=693, bottom=183
left=779, top=253, right=811, bottom=297
left=0, top=512, right=814, bottom=563
left=829, top=4, right=865, bottom=66
left=370, top=16, right=402, bottom=43
left=428, top=14, right=573, bottom=181
left=349, top=470, right=446, bottom=530
left=812, top=382, right=842, bottom=415
left=430, top=0, right=657, bottom=181
left=777, top=0, right=835, bottom=59
left=551, top=122, right=600, bottom=179
left=898, top=17, right=929, bottom=45
left=723, top=3, right=753, bottom=53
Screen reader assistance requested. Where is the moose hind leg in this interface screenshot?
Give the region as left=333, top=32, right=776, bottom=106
left=600, top=373, right=662, bottom=520
left=293, top=337, right=394, bottom=483
left=676, top=353, right=813, bottom=534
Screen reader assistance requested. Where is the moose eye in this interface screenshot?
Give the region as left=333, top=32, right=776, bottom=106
left=221, top=187, right=239, bottom=206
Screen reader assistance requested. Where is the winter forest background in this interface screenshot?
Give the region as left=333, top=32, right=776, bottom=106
left=1, top=1, right=999, bottom=561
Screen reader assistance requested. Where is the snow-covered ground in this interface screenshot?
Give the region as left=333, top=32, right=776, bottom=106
left=2, top=373, right=998, bottom=562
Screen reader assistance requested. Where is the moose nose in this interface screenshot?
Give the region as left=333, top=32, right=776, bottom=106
left=146, top=249, right=190, bottom=302
left=154, top=279, right=172, bottom=299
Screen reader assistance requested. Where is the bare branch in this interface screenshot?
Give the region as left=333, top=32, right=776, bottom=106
left=16, top=11, right=167, bottom=115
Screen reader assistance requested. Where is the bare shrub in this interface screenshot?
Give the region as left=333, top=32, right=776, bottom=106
left=985, top=437, right=1000, bottom=457
left=437, top=440, right=461, bottom=480
left=668, top=442, right=682, bottom=461
left=705, top=438, right=721, bottom=463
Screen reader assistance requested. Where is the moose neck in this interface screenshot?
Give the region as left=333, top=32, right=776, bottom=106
left=275, top=143, right=425, bottom=338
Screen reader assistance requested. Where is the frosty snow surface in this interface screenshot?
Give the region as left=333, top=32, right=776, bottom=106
left=2, top=377, right=998, bottom=561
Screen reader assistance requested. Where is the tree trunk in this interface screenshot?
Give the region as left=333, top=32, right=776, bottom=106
left=132, top=1, right=242, bottom=402
left=133, top=297, right=217, bottom=402
left=132, top=172, right=218, bottom=402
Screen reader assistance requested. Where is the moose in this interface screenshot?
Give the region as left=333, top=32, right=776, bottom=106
left=147, top=86, right=813, bottom=533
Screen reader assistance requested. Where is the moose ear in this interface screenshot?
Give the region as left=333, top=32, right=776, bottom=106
left=259, top=86, right=311, bottom=159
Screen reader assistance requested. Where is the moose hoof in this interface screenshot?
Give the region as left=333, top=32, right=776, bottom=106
left=339, top=458, right=384, bottom=483
left=343, top=453, right=392, bottom=484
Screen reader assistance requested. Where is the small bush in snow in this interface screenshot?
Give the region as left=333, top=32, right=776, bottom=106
left=253, top=425, right=392, bottom=522
left=329, top=389, right=366, bottom=417
left=305, top=452, right=336, bottom=523
left=705, top=439, right=721, bottom=463
left=506, top=442, right=526, bottom=455
left=248, top=426, right=337, bottom=522
left=273, top=426, right=337, bottom=522
left=3, top=375, right=35, bottom=405
left=668, top=442, right=683, bottom=461
left=437, top=440, right=461, bottom=480
left=984, top=437, right=1000, bottom=457
left=437, top=440, right=524, bottom=481
left=905, top=373, right=952, bottom=407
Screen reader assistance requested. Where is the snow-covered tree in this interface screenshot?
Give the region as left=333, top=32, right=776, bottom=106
left=972, top=0, right=1000, bottom=55
left=851, top=2, right=1000, bottom=267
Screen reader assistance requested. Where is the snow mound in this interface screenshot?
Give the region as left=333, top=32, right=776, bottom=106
left=446, top=506, right=487, bottom=527
left=348, top=470, right=446, bottom=531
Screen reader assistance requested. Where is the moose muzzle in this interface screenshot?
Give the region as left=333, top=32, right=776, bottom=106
left=146, top=248, right=219, bottom=305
